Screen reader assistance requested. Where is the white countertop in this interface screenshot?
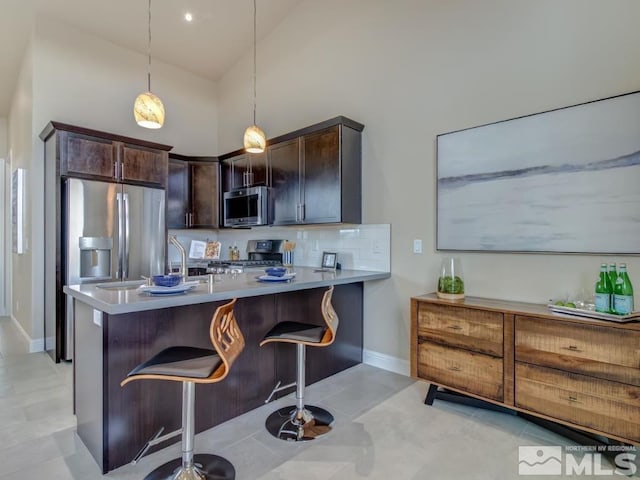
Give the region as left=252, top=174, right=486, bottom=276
left=63, top=267, right=390, bottom=315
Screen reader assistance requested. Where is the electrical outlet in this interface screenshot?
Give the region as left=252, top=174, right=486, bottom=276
left=372, top=240, right=382, bottom=255
left=93, top=309, right=103, bottom=327
left=413, top=239, right=423, bottom=254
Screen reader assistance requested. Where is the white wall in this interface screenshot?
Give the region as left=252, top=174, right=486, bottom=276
left=32, top=17, right=219, bottom=155
left=217, top=0, right=640, bottom=370
left=8, top=42, right=33, bottom=338
left=8, top=17, right=219, bottom=344
left=0, top=119, right=6, bottom=315
left=0, top=118, right=6, bottom=157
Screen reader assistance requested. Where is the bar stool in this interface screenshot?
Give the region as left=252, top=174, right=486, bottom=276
left=260, top=286, right=339, bottom=441
left=121, top=298, right=244, bottom=480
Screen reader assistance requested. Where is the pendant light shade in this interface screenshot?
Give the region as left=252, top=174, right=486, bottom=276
left=134, top=0, right=165, bottom=129
left=244, top=124, right=266, bottom=153
left=134, top=91, right=165, bottom=129
left=244, top=0, right=265, bottom=153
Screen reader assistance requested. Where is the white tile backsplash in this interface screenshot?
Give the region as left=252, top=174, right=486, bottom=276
left=169, top=224, right=391, bottom=272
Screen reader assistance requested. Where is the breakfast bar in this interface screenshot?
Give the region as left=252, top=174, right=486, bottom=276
left=64, top=267, right=389, bottom=473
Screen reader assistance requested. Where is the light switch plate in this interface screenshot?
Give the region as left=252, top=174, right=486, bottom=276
left=413, top=239, right=423, bottom=254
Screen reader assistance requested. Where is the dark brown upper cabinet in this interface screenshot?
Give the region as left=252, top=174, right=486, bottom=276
left=120, top=143, right=168, bottom=186
left=41, top=122, right=170, bottom=188
left=218, top=116, right=364, bottom=227
left=167, top=155, right=219, bottom=229
left=220, top=152, right=267, bottom=192
left=270, top=119, right=363, bottom=225
left=268, top=138, right=301, bottom=224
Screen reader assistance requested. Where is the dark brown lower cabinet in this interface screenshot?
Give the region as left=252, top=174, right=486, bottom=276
left=274, top=283, right=363, bottom=392
left=75, top=284, right=364, bottom=473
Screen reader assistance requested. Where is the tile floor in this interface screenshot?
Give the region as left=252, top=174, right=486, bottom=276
left=0, top=316, right=637, bottom=479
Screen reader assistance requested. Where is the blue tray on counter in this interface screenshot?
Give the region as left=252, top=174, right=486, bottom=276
left=138, top=281, right=199, bottom=296
left=256, top=273, right=296, bottom=283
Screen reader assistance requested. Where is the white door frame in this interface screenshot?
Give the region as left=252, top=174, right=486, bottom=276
left=0, top=157, right=6, bottom=316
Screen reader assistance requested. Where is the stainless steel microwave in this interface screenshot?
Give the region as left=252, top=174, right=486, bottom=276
left=223, top=186, right=269, bottom=227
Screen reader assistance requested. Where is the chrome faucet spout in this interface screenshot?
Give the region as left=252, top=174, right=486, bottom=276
left=168, top=235, right=187, bottom=279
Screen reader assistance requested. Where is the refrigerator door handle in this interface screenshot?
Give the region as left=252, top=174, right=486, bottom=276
left=123, top=193, right=130, bottom=279
left=116, top=192, right=123, bottom=279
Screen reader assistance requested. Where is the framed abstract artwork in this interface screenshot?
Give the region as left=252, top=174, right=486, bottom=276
left=436, top=90, right=640, bottom=253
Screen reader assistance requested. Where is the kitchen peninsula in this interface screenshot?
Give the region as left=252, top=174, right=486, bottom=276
left=64, top=267, right=389, bottom=473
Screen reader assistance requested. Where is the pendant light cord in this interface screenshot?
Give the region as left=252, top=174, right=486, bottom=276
left=147, top=0, right=152, bottom=92
left=252, top=0, right=257, bottom=126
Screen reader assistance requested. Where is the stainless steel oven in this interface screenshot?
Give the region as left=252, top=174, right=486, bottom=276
left=223, top=186, right=269, bottom=227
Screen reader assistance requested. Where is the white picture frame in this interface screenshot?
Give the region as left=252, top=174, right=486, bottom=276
left=437, top=90, right=640, bottom=253
left=11, top=168, right=25, bottom=254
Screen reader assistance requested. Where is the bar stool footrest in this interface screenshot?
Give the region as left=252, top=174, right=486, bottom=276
left=265, top=405, right=334, bottom=442
left=143, top=453, right=235, bottom=480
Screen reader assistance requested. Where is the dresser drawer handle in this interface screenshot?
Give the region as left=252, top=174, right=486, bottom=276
left=449, top=366, right=462, bottom=372
left=568, top=395, right=581, bottom=404
left=564, top=345, right=583, bottom=353
left=447, top=325, right=463, bottom=330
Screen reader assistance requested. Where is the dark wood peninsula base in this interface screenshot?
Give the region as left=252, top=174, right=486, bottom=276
left=74, top=284, right=363, bottom=473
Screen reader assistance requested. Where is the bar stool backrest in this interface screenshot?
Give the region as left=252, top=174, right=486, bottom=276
left=319, top=286, right=339, bottom=346
left=210, top=298, right=245, bottom=381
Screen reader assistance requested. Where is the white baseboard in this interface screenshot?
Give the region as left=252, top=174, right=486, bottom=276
left=363, top=349, right=409, bottom=376
left=10, top=315, right=45, bottom=353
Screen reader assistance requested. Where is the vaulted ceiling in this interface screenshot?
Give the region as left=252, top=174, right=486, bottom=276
left=0, top=0, right=302, bottom=116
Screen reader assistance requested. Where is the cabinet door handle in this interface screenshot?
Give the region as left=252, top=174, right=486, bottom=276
left=563, top=345, right=583, bottom=353
left=189, top=213, right=194, bottom=226
left=447, top=325, right=463, bottom=330
left=185, top=213, right=190, bottom=227
left=300, top=203, right=305, bottom=221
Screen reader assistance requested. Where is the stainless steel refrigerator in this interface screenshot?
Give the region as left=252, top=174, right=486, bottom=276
left=62, top=178, right=165, bottom=360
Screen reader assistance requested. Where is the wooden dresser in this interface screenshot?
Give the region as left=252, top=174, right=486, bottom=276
left=410, top=293, right=640, bottom=445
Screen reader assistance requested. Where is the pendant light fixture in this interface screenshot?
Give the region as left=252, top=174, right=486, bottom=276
left=133, top=0, right=165, bottom=129
left=243, top=0, right=266, bottom=153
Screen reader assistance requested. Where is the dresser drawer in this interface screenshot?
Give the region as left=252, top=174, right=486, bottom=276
left=417, top=304, right=503, bottom=357
left=516, top=363, right=640, bottom=442
left=515, top=316, right=640, bottom=386
left=418, top=340, right=503, bottom=401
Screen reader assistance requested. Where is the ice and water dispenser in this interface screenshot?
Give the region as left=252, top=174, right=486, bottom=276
left=79, top=237, right=112, bottom=280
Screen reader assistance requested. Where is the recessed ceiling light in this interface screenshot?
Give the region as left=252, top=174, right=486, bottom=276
left=184, top=12, right=193, bottom=22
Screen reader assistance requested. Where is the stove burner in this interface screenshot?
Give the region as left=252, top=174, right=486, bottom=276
left=207, top=259, right=282, bottom=270
left=233, top=259, right=282, bottom=267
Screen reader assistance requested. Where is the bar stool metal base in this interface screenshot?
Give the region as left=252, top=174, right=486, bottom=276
left=143, top=454, right=235, bottom=480
left=265, top=405, right=334, bottom=442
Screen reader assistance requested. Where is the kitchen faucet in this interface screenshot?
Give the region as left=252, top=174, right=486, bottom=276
left=168, top=235, right=187, bottom=279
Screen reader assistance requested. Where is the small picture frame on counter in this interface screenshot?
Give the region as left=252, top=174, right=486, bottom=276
left=321, top=252, right=337, bottom=270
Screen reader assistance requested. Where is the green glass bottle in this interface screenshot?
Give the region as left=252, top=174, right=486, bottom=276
left=608, top=263, right=618, bottom=313
left=613, top=263, right=634, bottom=315
left=594, top=263, right=613, bottom=313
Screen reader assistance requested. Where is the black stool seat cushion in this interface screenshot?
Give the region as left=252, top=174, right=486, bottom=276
left=127, top=346, right=222, bottom=379
left=262, top=321, right=327, bottom=344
